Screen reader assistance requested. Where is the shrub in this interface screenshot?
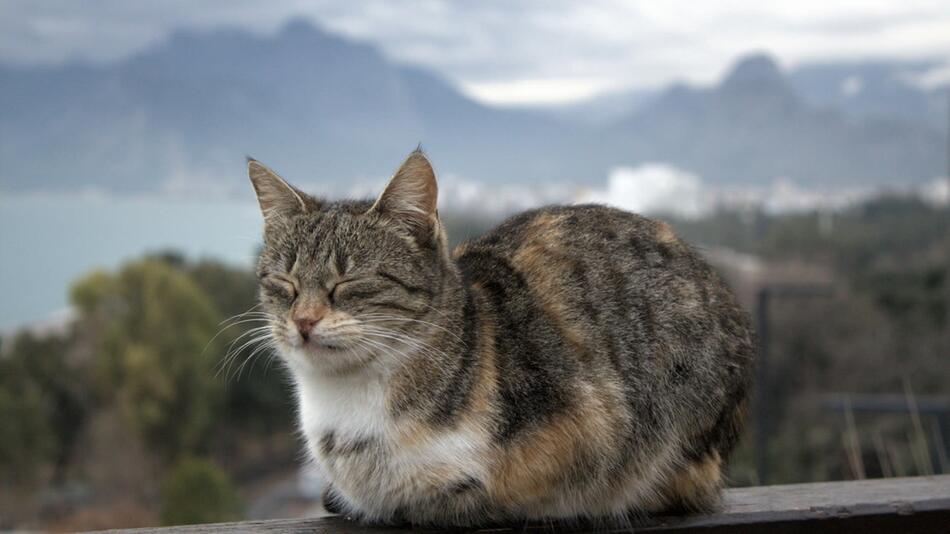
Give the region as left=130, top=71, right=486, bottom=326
left=160, top=457, right=242, bottom=526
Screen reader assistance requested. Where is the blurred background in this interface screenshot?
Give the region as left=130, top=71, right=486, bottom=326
left=1, top=1, right=948, bottom=530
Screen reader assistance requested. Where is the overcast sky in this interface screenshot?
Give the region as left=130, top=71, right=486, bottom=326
left=3, top=0, right=949, bottom=105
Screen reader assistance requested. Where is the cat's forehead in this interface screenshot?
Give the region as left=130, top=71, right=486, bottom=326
left=269, top=203, right=406, bottom=274
left=292, top=211, right=365, bottom=257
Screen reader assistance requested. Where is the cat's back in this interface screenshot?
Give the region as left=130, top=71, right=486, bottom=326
left=454, top=203, right=714, bottom=301
left=453, top=204, right=754, bottom=499
left=454, top=204, right=751, bottom=369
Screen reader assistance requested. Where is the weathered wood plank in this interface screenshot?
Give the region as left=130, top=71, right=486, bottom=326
left=94, top=475, right=950, bottom=534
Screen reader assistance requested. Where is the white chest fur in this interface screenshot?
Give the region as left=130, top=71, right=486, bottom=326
left=292, top=367, right=488, bottom=520
left=295, top=368, right=388, bottom=445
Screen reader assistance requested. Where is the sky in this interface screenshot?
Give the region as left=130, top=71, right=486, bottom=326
left=2, top=0, right=950, bottom=105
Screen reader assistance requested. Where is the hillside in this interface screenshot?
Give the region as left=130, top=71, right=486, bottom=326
left=610, top=55, right=946, bottom=186
left=0, top=21, right=945, bottom=194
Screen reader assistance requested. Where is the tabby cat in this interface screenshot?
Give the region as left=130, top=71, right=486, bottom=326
left=247, top=150, right=755, bottom=526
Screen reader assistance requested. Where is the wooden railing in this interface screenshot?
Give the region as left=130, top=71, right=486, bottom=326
left=98, top=475, right=950, bottom=533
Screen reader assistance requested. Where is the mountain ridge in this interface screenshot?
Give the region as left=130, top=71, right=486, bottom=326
left=1, top=20, right=945, bottom=194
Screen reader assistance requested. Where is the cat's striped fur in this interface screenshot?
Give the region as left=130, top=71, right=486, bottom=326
left=248, top=150, right=755, bottom=526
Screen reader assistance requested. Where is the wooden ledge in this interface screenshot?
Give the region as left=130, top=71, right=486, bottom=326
left=95, top=475, right=950, bottom=533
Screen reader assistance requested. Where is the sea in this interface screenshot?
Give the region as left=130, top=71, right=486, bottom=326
left=0, top=193, right=266, bottom=332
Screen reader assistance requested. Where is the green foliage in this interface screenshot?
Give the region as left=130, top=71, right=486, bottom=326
left=160, top=457, right=242, bottom=526
left=0, top=372, right=54, bottom=484
left=186, top=258, right=259, bottom=320
left=63, top=254, right=298, bottom=467
left=71, top=259, right=224, bottom=460
left=3, top=254, right=300, bottom=527
left=69, top=269, right=117, bottom=316
left=0, top=331, right=83, bottom=484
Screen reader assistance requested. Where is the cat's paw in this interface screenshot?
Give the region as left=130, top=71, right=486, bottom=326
left=321, top=483, right=345, bottom=515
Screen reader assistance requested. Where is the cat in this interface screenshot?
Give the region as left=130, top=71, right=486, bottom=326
left=246, top=149, right=755, bottom=526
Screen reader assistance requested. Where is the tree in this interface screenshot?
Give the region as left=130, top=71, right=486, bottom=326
left=0, top=331, right=83, bottom=485
left=0, top=372, right=54, bottom=485
left=71, top=259, right=223, bottom=461
left=160, top=457, right=242, bottom=526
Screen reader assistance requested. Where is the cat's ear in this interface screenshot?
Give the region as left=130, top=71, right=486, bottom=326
left=247, top=158, right=309, bottom=221
left=369, top=150, right=441, bottom=246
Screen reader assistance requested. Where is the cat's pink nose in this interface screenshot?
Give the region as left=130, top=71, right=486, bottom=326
left=294, top=307, right=327, bottom=341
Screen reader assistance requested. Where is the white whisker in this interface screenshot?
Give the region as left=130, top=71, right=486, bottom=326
left=218, top=329, right=275, bottom=380
left=358, top=314, right=466, bottom=346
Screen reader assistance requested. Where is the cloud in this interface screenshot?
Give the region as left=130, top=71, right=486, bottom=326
left=902, top=60, right=950, bottom=89
left=1, top=0, right=949, bottom=104
left=573, top=164, right=948, bottom=217
left=458, top=77, right=619, bottom=106
left=577, top=164, right=709, bottom=218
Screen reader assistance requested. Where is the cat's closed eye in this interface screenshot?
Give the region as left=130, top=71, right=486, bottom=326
left=330, top=278, right=384, bottom=303
left=262, top=273, right=298, bottom=302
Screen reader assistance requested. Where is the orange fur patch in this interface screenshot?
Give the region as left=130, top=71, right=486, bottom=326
left=512, top=215, right=592, bottom=361
left=451, top=242, right=469, bottom=259
left=464, top=285, right=498, bottom=419
left=487, top=383, right=620, bottom=508
left=488, top=414, right=582, bottom=505
left=667, top=451, right=723, bottom=509
left=655, top=221, right=678, bottom=245
left=394, top=419, right=435, bottom=449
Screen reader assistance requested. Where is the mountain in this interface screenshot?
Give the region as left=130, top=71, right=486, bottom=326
left=789, top=59, right=949, bottom=131
left=608, top=54, right=946, bottom=186
left=546, top=57, right=950, bottom=134
left=0, top=22, right=946, bottom=195
left=533, top=87, right=658, bottom=126
left=0, top=19, right=582, bottom=194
